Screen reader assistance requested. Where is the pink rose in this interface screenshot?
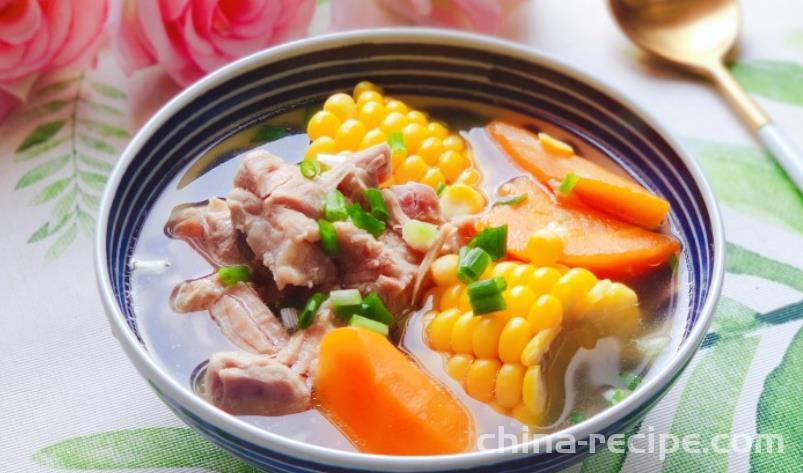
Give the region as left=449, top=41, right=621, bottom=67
left=330, top=0, right=513, bottom=34
left=109, top=0, right=316, bottom=87
left=0, top=0, right=108, bottom=124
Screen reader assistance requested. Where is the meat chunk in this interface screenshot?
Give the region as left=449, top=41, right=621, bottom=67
left=276, top=306, right=339, bottom=381
left=166, top=198, right=245, bottom=266
left=385, top=183, right=442, bottom=225
left=209, top=283, right=289, bottom=354
left=171, top=274, right=226, bottom=313
left=204, top=351, right=311, bottom=416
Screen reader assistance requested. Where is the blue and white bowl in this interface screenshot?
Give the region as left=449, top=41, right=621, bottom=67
left=96, top=29, right=724, bottom=473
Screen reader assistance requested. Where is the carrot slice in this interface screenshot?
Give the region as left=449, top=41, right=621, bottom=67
left=487, top=121, right=670, bottom=229
left=485, top=177, right=680, bottom=279
left=314, top=327, right=472, bottom=455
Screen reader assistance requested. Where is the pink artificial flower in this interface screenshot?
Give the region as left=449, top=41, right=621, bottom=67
left=0, top=0, right=108, bottom=124
left=330, top=0, right=510, bottom=34
left=109, top=0, right=316, bottom=87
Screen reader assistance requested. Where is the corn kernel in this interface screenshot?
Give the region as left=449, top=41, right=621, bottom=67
left=402, top=123, right=427, bottom=153
left=438, top=150, right=469, bottom=182
left=406, top=110, right=428, bottom=125
left=528, top=294, right=563, bottom=333
left=495, top=363, right=525, bottom=408
left=458, top=286, right=472, bottom=312
left=431, top=254, right=459, bottom=287
left=418, top=137, right=445, bottom=165
left=324, top=93, right=357, bottom=121
left=304, top=136, right=337, bottom=160
left=499, top=317, right=533, bottom=363
left=442, top=134, right=465, bottom=152
left=472, top=315, right=505, bottom=359
left=427, top=308, right=461, bottom=352
left=440, top=285, right=463, bottom=311
left=446, top=354, right=474, bottom=385
left=356, top=90, right=383, bottom=107
left=529, top=267, right=563, bottom=296
left=427, top=121, right=449, bottom=139
left=353, top=81, right=381, bottom=98
left=508, top=264, right=536, bottom=287
left=492, top=261, right=518, bottom=281
left=307, top=111, right=341, bottom=141
left=457, top=168, right=481, bottom=186
left=466, top=359, right=501, bottom=402
left=385, top=99, right=408, bottom=114
left=450, top=311, right=477, bottom=354
left=380, top=111, right=408, bottom=134
left=506, top=285, right=537, bottom=318
left=538, top=132, right=574, bottom=156
left=335, top=119, right=366, bottom=151
left=525, top=229, right=566, bottom=266
left=358, top=101, right=387, bottom=129
left=521, top=329, right=559, bottom=366
left=522, top=365, right=547, bottom=415
left=551, top=268, right=598, bottom=319
left=421, top=167, right=446, bottom=190
left=513, top=403, right=541, bottom=426
left=440, top=183, right=486, bottom=218
left=396, top=155, right=428, bottom=183
left=358, top=128, right=387, bottom=150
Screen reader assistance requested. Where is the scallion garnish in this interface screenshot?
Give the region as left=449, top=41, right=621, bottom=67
left=317, top=219, right=340, bottom=256
left=456, top=246, right=492, bottom=284
left=329, top=289, right=362, bottom=307
left=494, top=194, right=527, bottom=207
left=609, top=388, right=630, bottom=405
left=364, top=188, right=390, bottom=221
left=387, top=132, right=406, bottom=159
left=346, top=203, right=385, bottom=238
left=619, top=372, right=642, bottom=391
left=324, top=190, right=348, bottom=221
left=568, top=410, right=586, bottom=425
left=297, top=292, right=327, bottom=329
left=436, top=182, right=447, bottom=196
left=349, top=314, right=390, bottom=336
left=468, top=225, right=508, bottom=260
left=558, top=171, right=579, bottom=195
left=217, top=265, right=252, bottom=286
left=363, top=292, right=394, bottom=325
left=299, top=159, right=320, bottom=179
left=467, top=277, right=507, bottom=315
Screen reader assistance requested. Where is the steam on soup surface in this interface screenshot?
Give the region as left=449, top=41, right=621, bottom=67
left=130, top=82, right=687, bottom=455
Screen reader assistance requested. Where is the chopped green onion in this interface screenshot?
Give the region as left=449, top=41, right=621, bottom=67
left=387, top=132, right=406, bottom=158
left=620, top=372, right=642, bottom=391
left=494, top=194, right=527, bottom=207
left=558, top=171, right=579, bottom=195
left=324, top=190, right=348, bottom=221
left=469, top=293, right=507, bottom=315
left=363, top=292, right=394, bottom=325
left=333, top=303, right=368, bottom=320
left=297, top=292, right=327, bottom=329
left=466, top=276, right=507, bottom=299
left=364, top=188, right=390, bottom=221
left=468, top=225, right=508, bottom=260
left=436, top=182, right=447, bottom=196
left=217, top=265, right=252, bottom=286
left=609, top=388, right=630, bottom=405
left=568, top=410, right=586, bottom=425
left=667, top=253, right=680, bottom=271
left=456, top=246, right=492, bottom=284
left=329, top=289, right=362, bottom=307
left=347, top=203, right=386, bottom=238
left=299, top=159, right=320, bottom=179
left=317, top=219, right=340, bottom=256
left=350, top=314, right=390, bottom=336
left=402, top=219, right=439, bottom=252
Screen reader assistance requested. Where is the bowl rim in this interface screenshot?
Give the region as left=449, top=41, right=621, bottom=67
left=95, top=28, right=724, bottom=471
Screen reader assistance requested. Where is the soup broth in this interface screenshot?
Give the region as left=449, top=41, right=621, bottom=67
left=130, top=93, right=686, bottom=452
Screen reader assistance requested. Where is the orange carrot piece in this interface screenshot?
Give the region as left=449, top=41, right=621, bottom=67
left=314, top=327, right=472, bottom=455
left=485, top=177, right=680, bottom=279
left=487, top=121, right=670, bottom=229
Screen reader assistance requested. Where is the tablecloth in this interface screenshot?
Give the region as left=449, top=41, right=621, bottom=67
left=2, top=1, right=802, bottom=472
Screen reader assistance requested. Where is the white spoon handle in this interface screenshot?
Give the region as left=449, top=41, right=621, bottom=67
left=758, top=123, right=803, bottom=191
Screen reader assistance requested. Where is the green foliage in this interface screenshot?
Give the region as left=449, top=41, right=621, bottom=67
left=731, top=60, right=803, bottom=106
left=13, top=74, right=127, bottom=261
left=726, top=242, right=803, bottom=292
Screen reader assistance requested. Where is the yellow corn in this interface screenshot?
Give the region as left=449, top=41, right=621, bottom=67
left=353, top=80, right=380, bottom=98
left=307, top=110, right=341, bottom=141
left=358, top=101, right=387, bottom=129
left=335, top=119, right=366, bottom=151
left=356, top=90, right=383, bottom=107
left=538, top=132, right=574, bottom=156
left=304, top=136, right=337, bottom=160
left=525, top=229, right=566, bottom=266
left=439, top=183, right=486, bottom=219
left=324, top=93, right=357, bottom=121
left=425, top=257, right=642, bottom=426
left=358, top=128, right=387, bottom=150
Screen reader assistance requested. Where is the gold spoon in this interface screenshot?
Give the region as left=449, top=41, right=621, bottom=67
left=609, top=0, right=803, bottom=190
